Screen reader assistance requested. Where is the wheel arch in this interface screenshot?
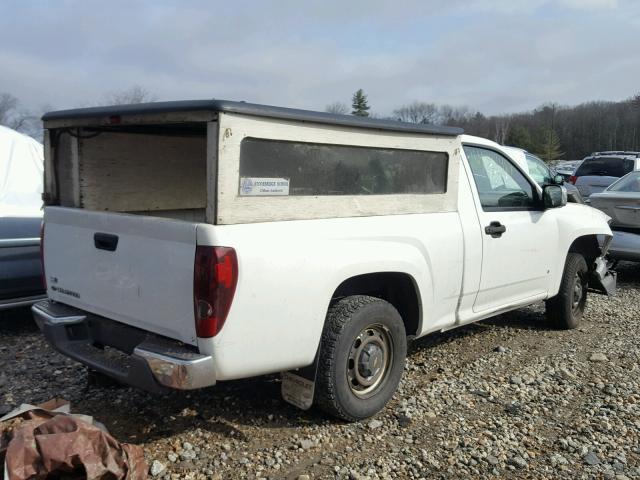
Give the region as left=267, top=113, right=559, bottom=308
left=567, top=234, right=601, bottom=266
left=329, top=272, right=422, bottom=337
left=550, top=234, right=602, bottom=297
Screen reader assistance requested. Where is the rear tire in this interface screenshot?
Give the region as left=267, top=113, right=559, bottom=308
left=315, top=295, right=407, bottom=421
left=545, top=253, right=588, bottom=329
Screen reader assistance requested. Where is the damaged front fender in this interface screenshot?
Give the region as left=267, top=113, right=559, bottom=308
left=589, top=256, right=617, bottom=296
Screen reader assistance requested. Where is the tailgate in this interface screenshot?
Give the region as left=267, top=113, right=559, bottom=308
left=43, top=207, right=199, bottom=345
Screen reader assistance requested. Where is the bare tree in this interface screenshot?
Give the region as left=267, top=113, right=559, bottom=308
left=0, top=93, right=33, bottom=131
left=0, top=92, right=41, bottom=138
left=493, top=115, right=512, bottom=144
left=325, top=101, right=349, bottom=115
left=0, top=93, right=19, bottom=126
left=439, top=104, right=472, bottom=124
left=393, top=102, right=439, bottom=124
left=389, top=96, right=640, bottom=158
left=103, top=85, right=157, bottom=105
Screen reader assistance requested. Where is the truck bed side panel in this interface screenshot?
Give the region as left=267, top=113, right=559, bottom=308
left=195, top=212, right=464, bottom=380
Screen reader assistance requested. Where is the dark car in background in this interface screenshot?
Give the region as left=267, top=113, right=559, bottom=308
left=570, top=151, right=640, bottom=199
left=0, top=216, right=45, bottom=309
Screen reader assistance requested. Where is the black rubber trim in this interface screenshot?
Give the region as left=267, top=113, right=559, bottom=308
left=42, top=100, right=463, bottom=136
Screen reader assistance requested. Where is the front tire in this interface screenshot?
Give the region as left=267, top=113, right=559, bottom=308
left=545, top=253, right=588, bottom=329
left=315, top=295, right=407, bottom=421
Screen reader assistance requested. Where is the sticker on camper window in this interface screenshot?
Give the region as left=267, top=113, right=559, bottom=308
left=240, top=177, right=290, bottom=196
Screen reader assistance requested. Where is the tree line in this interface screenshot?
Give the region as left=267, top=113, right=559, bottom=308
left=3, top=85, right=639, bottom=162
left=328, top=90, right=640, bottom=161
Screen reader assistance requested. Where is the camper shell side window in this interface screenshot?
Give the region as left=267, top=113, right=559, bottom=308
left=239, top=137, right=449, bottom=197
left=216, top=112, right=460, bottom=225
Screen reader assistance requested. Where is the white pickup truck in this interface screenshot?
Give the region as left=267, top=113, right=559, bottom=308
left=33, top=100, right=616, bottom=421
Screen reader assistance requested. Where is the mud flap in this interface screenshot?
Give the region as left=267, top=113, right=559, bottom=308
left=281, top=349, right=319, bottom=411
left=589, top=256, right=617, bottom=296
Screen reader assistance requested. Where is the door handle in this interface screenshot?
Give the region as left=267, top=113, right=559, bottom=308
left=485, top=221, right=506, bottom=238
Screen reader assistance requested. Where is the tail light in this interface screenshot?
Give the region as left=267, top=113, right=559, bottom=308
left=193, top=246, right=238, bottom=338
left=39, top=222, right=46, bottom=290
left=569, top=175, right=577, bottom=184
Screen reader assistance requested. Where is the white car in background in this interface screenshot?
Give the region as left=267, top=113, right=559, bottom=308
left=502, top=147, right=583, bottom=203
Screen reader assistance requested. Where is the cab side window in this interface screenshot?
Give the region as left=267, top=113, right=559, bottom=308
left=464, top=146, right=535, bottom=209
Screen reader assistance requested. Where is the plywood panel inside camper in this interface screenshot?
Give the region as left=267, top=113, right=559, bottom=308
left=48, top=123, right=209, bottom=219
left=80, top=130, right=206, bottom=212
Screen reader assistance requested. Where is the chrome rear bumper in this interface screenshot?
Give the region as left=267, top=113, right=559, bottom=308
left=32, top=300, right=216, bottom=391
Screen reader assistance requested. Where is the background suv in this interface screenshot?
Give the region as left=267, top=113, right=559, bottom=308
left=570, top=151, right=640, bottom=199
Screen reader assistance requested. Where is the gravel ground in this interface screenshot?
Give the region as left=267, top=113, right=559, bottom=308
left=1, top=262, right=639, bottom=479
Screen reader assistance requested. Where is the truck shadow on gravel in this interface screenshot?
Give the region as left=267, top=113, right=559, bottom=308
left=74, top=375, right=331, bottom=444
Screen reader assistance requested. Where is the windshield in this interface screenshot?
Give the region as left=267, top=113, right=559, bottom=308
left=575, top=157, right=634, bottom=177
left=525, top=153, right=553, bottom=185
left=607, top=171, right=640, bottom=193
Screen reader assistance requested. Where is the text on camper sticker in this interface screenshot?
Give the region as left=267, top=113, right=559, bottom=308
left=240, top=177, right=290, bottom=196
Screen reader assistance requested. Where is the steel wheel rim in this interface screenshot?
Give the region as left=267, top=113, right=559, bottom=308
left=572, top=273, right=584, bottom=311
left=347, top=323, right=393, bottom=399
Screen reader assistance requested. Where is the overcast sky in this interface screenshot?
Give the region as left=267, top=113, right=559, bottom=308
left=1, top=0, right=639, bottom=116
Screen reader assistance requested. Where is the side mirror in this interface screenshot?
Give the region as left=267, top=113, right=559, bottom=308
left=543, top=185, right=567, bottom=209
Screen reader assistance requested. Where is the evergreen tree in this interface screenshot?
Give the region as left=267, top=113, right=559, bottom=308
left=351, top=89, right=370, bottom=117
left=505, top=125, right=535, bottom=152
left=536, top=128, right=564, bottom=162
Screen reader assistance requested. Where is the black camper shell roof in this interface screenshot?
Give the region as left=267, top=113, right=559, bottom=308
left=42, top=99, right=463, bottom=136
